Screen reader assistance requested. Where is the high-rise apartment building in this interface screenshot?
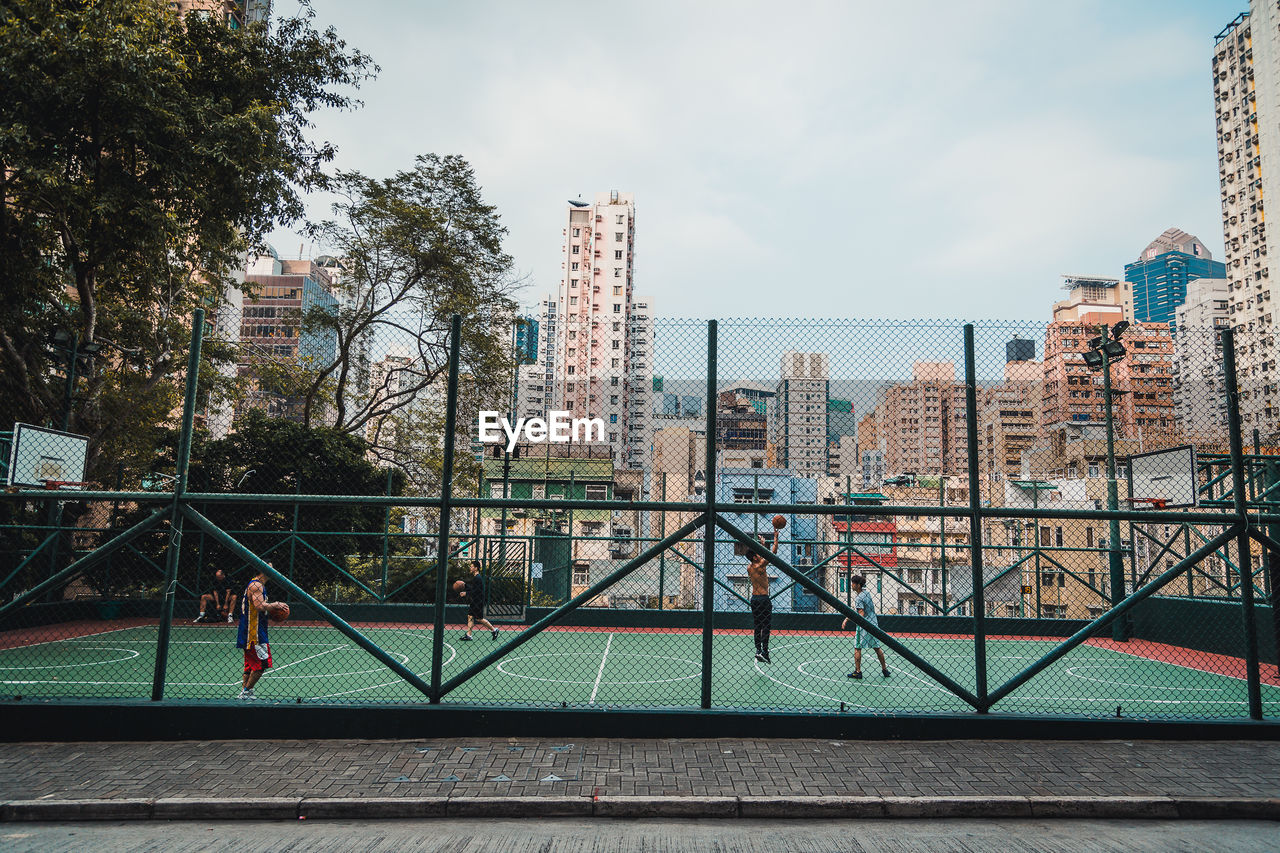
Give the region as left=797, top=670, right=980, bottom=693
left=978, top=360, right=1042, bottom=482
left=1123, top=228, right=1226, bottom=334
left=1214, top=10, right=1277, bottom=428
left=1173, top=276, right=1231, bottom=435
left=547, top=192, right=651, bottom=468
left=1041, top=277, right=1175, bottom=438
left=877, top=362, right=967, bottom=477
left=772, top=351, right=829, bottom=478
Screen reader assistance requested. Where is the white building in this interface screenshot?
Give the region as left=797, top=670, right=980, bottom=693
left=1173, top=277, right=1231, bottom=435
left=772, top=351, right=830, bottom=478
left=548, top=191, right=652, bottom=469
left=1214, top=10, right=1278, bottom=429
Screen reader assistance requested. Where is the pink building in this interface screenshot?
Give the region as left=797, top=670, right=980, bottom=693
left=552, top=192, right=652, bottom=468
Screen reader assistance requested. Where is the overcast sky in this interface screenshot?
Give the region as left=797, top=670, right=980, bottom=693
left=269, top=0, right=1247, bottom=322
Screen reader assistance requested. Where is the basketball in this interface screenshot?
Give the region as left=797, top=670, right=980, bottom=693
left=772, top=514, right=786, bottom=530
left=453, top=580, right=466, bottom=592
left=274, top=603, right=290, bottom=621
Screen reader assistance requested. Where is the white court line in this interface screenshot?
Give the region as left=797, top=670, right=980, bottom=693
left=589, top=633, right=614, bottom=705
left=265, top=646, right=345, bottom=674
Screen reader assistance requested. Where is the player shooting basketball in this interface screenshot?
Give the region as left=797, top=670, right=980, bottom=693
left=745, top=516, right=785, bottom=664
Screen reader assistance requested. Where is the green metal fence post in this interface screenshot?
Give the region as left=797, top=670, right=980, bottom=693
left=962, top=325, right=988, bottom=711
left=151, top=307, right=203, bottom=701
left=939, top=474, right=948, bottom=614
left=381, top=467, right=393, bottom=601
left=429, top=314, right=462, bottom=703
left=1222, top=327, right=1262, bottom=719
left=288, top=470, right=299, bottom=583
left=701, top=320, right=717, bottom=710
left=1264, top=456, right=1280, bottom=673
left=1185, top=523, right=1194, bottom=598
left=1099, top=323, right=1130, bottom=641
left=1033, top=486, right=1041, bottom=617
left=658, top=472, right=667, bottom=610
left=1255, top=429, right=1272, bottom=603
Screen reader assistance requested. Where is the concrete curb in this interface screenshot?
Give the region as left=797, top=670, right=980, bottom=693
left=1, top=795, right=1278, bottom=821
left=300, top=797, right=447, bottom=819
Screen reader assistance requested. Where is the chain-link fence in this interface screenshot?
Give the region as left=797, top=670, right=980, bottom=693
left=1, top=312, right=1277, bottom=722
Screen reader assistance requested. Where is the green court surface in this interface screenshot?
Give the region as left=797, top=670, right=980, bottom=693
left=1, top=622, right=1276, bottom=719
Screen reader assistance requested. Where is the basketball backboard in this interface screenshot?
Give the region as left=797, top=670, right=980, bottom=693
left=6, top=423, right=89, bottom=489
left=1127, top=445, right=1197, bottom=509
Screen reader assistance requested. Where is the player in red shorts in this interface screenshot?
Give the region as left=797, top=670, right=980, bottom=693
left=235, top=564, right=287, bottom=700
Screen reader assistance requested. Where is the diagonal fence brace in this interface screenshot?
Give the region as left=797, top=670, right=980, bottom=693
left=986, top=524, right=1244, bottom=708
left=181, top=505, right=435, bottom=701
left=0, top=507, right=169, bottom=620
left=437, top=515, right=708, bottom=701
left=715, top=515, right=983, bottom=711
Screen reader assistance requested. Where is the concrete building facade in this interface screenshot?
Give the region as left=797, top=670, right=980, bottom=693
left=1173, top=276, right=1232, bottom=435
left=1214, top=11, right=1278, bottom=429
left=772, top=352, right=830, bottom=478
left=548, top=192, right=651, bottom=469
left=877, top=362, right=967, bottom=477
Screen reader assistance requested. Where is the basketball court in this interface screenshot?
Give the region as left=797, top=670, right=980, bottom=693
left=2, top=620, right=1275, bottom=718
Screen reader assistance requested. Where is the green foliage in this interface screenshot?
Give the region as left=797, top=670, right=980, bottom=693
left=298, top=155, right=520, bottom=492
left=0, top=0, right=375, bottom=482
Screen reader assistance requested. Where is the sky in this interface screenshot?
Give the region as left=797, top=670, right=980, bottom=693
left=269, top=0, right=1249, bottom=323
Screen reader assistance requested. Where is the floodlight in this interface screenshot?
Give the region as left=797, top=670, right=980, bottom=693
left=1111, top=320, right=1130, bottom=340
left=1083, top=350, right=1105, bottom=370
left=1102, top=340, right=1127, bottom=358
left=1087, top=336, right=1103, bottom=350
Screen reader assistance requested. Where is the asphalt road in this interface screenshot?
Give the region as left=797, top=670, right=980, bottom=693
left=2, top=818, right=1278, bottom=852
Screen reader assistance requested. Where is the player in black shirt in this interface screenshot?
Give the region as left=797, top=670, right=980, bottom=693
left=459, top=560, right=498, bottom=641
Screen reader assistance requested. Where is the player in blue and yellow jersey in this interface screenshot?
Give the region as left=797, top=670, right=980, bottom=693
left=236, top=565, right=287, bottom=699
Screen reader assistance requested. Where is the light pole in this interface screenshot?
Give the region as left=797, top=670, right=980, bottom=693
left=1084, top=320, right=1130, bottom=642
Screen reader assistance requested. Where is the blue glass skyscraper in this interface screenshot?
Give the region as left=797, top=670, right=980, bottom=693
left=1123, top=228, right=1225, bottom=335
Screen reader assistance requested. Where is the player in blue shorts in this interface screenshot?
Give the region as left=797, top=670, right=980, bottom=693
left=841, top=573, right=890, bottom=679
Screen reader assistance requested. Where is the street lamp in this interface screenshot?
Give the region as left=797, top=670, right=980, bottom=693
left=1084, top=320, right=1130, bottom=642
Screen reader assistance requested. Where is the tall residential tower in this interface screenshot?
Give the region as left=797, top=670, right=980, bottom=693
left=547, top=192, right=651, bottom=468
left=1214, top=10, right=1277, bottom=429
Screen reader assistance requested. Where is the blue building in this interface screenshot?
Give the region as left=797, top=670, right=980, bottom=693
left=713, top=469, right=821, bottom=613
left=298, top=275, right=338, bottom=366
left=514, top=316, right=538, bottom=365
left=1123, top=228, right=1225, bottom=335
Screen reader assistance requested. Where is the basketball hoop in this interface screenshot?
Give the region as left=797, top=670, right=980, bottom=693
left=41, top=480, right=87, bottom=491
left=1129, top=497, right=1168, bottom=511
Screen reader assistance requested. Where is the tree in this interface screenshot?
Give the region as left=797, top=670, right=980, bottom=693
left=0, top=0, right=375, bottom=482
left=98, top=410, right=404, bottom=598
left=286, top=155, right=520, bottom=491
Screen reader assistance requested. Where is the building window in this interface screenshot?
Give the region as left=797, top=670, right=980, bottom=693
left=615, top=250, right=623, bottom=260
left=573, top=568, right=590, bottom=586
left=570, top=279, right=578, bottom=289
left=616, top=215, right=624, bottom=224
left=614, top=268, right=622, bottom=277
left=612, top=358, right=620, bottom=367
left=613, top=304, right=622, bottom=313
left=571, top=262, right=579, bottom=271
left=1055, top=527, right=1064, bottom=547
left=572, top=244, right=579, bottom=255
left=569, top=297, right=577, bottom=306
left=615, top=232, right=623, bottom=241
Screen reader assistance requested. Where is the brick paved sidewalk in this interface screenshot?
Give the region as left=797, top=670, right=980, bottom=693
left=2, top=739, right=1279, bottom=801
